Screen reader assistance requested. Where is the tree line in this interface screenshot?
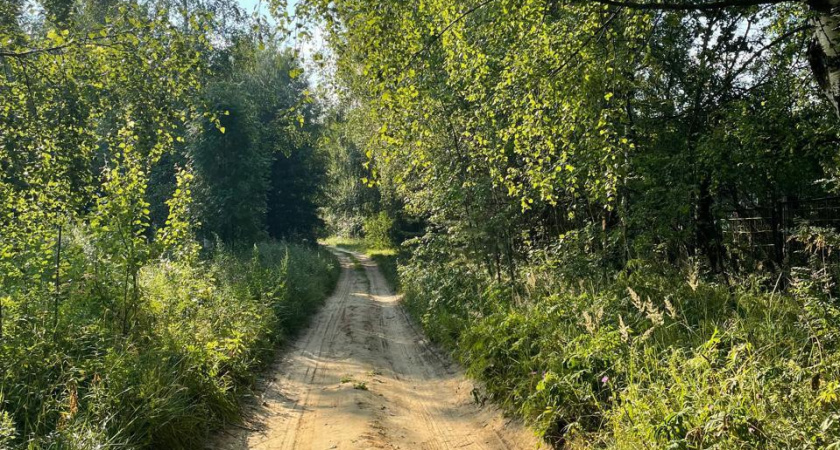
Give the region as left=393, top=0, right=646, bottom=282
left=0, top=1, right=335, bottom=447
left=307, top=0, right=840, bottom=447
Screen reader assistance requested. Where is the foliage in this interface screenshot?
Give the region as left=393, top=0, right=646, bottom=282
left=304, top=1, right=840, bottom=446
left=302, top=0, right=838, bottom=276
left=192, top=44, right=326, bottom=244
left=0, top=2, right=336, bottom=448
left=400, top=236, right=840, bottom=448
left=253, top=50, right=326, bottom=241
left=363, top=211, right=395, bottom=250
left=0, top=238, right=337, bottom=449
left=320, top=107, right=381, bottom=237
left=191, top=82, right=268, bottom=244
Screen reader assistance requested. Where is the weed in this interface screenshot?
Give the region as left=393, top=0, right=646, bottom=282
left=400, top=239, right=840, bottom=448
left=0, top=240, right=339, bottom=449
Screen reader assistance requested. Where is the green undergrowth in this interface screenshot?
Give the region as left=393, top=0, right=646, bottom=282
left=0, top=241, right=339, bottom=449
left=401, top=252, right=840, bottom=449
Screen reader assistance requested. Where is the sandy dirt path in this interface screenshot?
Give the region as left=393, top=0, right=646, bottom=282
left=212, top=248, right=540, bottom=450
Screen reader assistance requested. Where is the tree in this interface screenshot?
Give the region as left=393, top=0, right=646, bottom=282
left=191, top=83, right=268, bottom=244
left=300, top=0, right=838, bottom=273
left=189, top=42, right=327, bottom=245
left=321, top=107, right=381, bottom=237
left=580, top=0, right=840, bottom=116
left=246, top=49, right=326, bottom=241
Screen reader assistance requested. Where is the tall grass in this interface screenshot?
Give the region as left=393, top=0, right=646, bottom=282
left=401, top=242, right=840, bottom=448
left=0, top=239, right=339, bottom=449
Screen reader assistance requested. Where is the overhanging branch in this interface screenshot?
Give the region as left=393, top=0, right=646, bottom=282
left=589, top=0, right=793, bottom=11
left=0, top=35, right=110, bottom=58
left=0, top=42, right=76, bottom=58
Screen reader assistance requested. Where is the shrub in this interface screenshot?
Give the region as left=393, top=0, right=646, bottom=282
left=400, top=245, right=840, bottom=448
left=363, top=212, right=394, bottom=250
left=0, top=239, right=338, bottom=449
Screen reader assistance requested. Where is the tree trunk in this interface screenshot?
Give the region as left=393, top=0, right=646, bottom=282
left=808, top=0, right=840, bottom=115
left=696, top=177, right=723, bottom=272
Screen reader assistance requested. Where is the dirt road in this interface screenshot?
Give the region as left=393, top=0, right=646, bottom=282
left=213, top=249, right=540, bottom=450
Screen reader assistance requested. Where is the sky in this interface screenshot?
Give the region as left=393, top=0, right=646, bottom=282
left=235, top=0, right=299, bottom=19
left=236, top=0, right=273, bottom=15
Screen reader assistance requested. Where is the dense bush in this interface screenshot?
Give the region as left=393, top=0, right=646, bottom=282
left=0, top=239, right=338, bottom=449
left=401, top=236, right=840, bottom=448
left=362, top=212, right=395, bottom=250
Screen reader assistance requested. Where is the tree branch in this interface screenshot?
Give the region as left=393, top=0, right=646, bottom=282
left=404, top=0, right=498, bottom=69
left=0, top=35, right=110, bottom=58
left=589, top=0, right=793, bottom=11
left=0, top=42, right=76, bottom=58
left=434, top=0, right=498, bottom=42
left=727, top=22, right=812, bottom=82
left=547, top=11, right=619, bottom=77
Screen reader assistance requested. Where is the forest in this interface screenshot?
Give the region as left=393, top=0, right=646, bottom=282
left=4, top=0, right=840, bottom=448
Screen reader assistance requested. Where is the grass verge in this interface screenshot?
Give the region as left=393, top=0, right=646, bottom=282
left=0, top=241, right=339, bottom=449
left=400, top=255, right=840, bottom=449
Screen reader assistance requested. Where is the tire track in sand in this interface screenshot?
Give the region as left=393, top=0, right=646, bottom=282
left=213, top=248, right=541, bottom=450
